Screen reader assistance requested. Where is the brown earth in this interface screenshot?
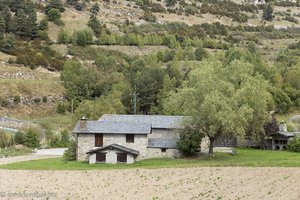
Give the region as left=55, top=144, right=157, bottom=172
left=0, top=167, right=299, bottom=200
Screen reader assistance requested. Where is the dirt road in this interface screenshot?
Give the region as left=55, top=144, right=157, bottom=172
left=0, top=167, right=299, bottom=200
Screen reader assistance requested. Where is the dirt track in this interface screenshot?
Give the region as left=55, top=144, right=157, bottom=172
left=0, top=167, right=300, bottom=200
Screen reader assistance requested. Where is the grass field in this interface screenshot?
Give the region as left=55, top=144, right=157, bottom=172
left=0, top=148, right=299, bottom=170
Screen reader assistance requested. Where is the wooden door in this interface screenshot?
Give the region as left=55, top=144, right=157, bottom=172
left=95, top=134, right=103, bottom=147
left=96, top=153, right=106, bottom=163
left=117, top=153, right=127, bottom=163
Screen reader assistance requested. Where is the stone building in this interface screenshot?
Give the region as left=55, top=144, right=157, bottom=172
left=270, top=121, right=295, bottom=150
left=73, top=115, right=188, bottom=164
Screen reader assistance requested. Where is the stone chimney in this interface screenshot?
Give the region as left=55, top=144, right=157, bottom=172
left=279, top=121, right=287, bottom=132
left=79, top=117, right=88, bottom=132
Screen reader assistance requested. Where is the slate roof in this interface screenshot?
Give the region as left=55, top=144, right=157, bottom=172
left=86, top=143, right=139, bottom=155
left=99, top=114, right=187, bottom=129
left=73, top=121, right=151, bottom=134
left=148, top=138, right=179, bottom=149
left=272, top=131, right=295, bottom=137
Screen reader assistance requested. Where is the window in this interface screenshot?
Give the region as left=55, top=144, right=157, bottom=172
left=161, top=148, right=166, bottom=153
left=126, top=134, right=134, bottom=143
left=95, top=134, right=103, bottom=147
left=117, top=153, right=127, bottom=163
left=96, top=153, right=106, bottom=163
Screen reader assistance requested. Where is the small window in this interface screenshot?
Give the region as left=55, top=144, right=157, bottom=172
left=126, top=134, right=134, bottom=143
left=161, top=148, right=166, bottom=153
left=117, top=153, right=127, bottom=163
left=96, top=153, right=106, bottom=163
left=95, top=134, right=103, bottom=147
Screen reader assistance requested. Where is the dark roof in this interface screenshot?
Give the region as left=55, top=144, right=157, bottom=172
left=86, top=144, right=139, bottom=155
left=148, top=138, right=179, bottom=149
left=73, top=121, right=151, bottom=134
left=99, top=114, right=187, bottom=129
left=272, top=131, right=295, bottom=137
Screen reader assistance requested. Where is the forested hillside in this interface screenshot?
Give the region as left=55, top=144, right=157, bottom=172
left=0, top=0, right=299, bottom=129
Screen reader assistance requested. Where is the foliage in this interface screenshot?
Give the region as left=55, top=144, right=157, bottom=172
left=163, top=58, right=273, bottom=155
left=47, top=8, right=61, bottom=22
left=57, top=102, right=67, bottom=114
left=25, top=129, right=40, bottom=148
left=63, top=140, right=76, bottom=161
left=263, top=4, right=274, bottom=21
left=0, top=131, right=12, bottom=148
left=45, top=0, right=65, bottom=14
left=0, top=146, right=31, bottom=158
left=14, top=131, right=27, bottom=145
left=287, top=138, right=300, bottom=152
left=177, top=125, right=204, bottom=155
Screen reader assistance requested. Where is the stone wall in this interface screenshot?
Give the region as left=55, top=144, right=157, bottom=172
left=76, top=133, right=94, bottom=161
left=103, top=134, right=148, bottom=160
left=146, top=148, right=182, bottom=159
left=89, top=150, right=135, bottom=164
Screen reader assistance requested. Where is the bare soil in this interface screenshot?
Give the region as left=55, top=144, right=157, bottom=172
left=0, top=167, right=299, bottom=200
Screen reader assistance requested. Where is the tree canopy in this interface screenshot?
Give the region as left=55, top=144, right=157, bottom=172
left=163, top=58, right=273, bottom=154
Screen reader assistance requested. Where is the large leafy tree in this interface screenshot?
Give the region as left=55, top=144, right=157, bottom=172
left=163, top=58, right=273, bottom=155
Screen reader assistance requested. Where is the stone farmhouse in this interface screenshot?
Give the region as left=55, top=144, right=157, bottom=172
left=73, top=114, right=189, bottom=164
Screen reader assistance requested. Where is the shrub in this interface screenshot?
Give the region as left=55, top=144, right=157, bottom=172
left=57, top=102, right=66, bottom=114
left=47, top=8, right=61, bottom=22
left=25, top=129, right=40, bottom=148
left=33, top=98, right=41, bottom=104
left=288, top=138, right=300, bottom=152
left=14, top=131, right=27, bottom=145
left=0, top=131, right=11, bottom=148
left=63, top=140, right=76, bottom=161
left=177, top=125, right=204, bottom=155
left=13, top=96, right=21, bottom=104
left=42, top=96, right=48, bottom=103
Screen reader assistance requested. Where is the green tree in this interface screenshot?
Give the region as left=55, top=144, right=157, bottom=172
left=14, top=131, right=27, bottom=145
left=45, top=0, right=65, bottom=14
left=177, top=125, right=204, bottom=155
left=2, top=6, right=11, bottom=32
left=47, top=8, right=61, bottom=22
left=0, top=14, right=5, bottom=39
left=194, top=46, right=208, bottom=61
left=263, top=4, right=274, bottom=21
left=90, top=3, right=100, bottom=15
left=25, top=129, right=40, bottom=148
left=63, top=140, right=76, bottom=161
left=87, top=15, right=102, bottom=37
left=163, top=59, right=273, bottom=155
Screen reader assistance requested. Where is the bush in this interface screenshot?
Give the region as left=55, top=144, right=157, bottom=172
left=42, top=96, right=48, bottom=103
left=13, top=96, right=21, bottom=104
left=288, top=138, right=300, bottom=152
left=57, top=102, right=67, bottom=114
left=33, top=97, right=41, bottom=104
left=25, top=129, right=40, bottom=148
left=63, top=140, right=76, bottom=161
left=47, top=8, right=61, bottom=22
left=177, top=125, right=204, bottom=155
left=14, top=131, right=27, bottom=145
left=0, top=131, right=12, bottom=148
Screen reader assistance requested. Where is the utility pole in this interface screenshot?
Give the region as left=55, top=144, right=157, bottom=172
left=130, top=85, right=139, bottom=114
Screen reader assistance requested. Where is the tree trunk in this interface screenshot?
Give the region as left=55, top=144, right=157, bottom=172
left=208, top=137, right=215, bottom=156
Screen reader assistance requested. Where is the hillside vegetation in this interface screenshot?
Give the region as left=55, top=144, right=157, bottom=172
left=0, top=0, right=299, bottom=134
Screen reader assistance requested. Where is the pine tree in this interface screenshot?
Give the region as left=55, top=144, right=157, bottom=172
left=0, top=14, right=5, bottom=39
left=263, top=4, right=274, bottom=21
left=90, top=3, right=100, bottom=15
left=88, top=15, right=102, bottom=37
left=2, top=6, right=11, bottom=32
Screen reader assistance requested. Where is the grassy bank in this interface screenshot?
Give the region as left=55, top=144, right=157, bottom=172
left=0, top=148, right=299, bottom=170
